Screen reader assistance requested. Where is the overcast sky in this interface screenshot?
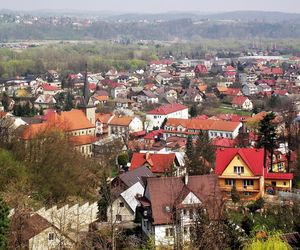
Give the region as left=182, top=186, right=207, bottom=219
left=1, top=0, right=300, bottom=13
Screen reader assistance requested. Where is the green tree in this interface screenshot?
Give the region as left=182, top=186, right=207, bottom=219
left=244, top=231, right=291, bottom=250
left=185, top=135, right=194, bottom=160
left=1, top=93, right=9, bottom=112
left=258, top=112, right=277, bottom=170
left=189, top=104, right=198, bottom=118
left=97, top=174, right=111, bottom=222
left=241, top=214, right=254, bottom=235
left=0, top=196, right=10, bottom=249
left=231, top=185, right=240, bottom=203
left=247, top=198, right=264, bottom=213
left=189, top=130, right=215, bottom=175
left=181, top=76, right=190, bottom=89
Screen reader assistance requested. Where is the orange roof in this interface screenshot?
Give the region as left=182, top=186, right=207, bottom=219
left=22, top=123, right=63, bottom=140
left=166, top=118, right=240, bottom=132
left=69, top=135, right=98, bottom=146
left=109, top=116, right=133, bottom=126
left=94, top=95, right=109, bottom=101
left=46, top=109, right=95, bottom=131
left=198, top=84, right=207, bottom=92
left=95, top=113, right=113, bottom=124
left=217, top=86, right=228, bottom=93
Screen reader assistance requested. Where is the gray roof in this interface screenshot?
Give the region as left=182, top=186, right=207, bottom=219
left=119, top=165, right=154, bottom=188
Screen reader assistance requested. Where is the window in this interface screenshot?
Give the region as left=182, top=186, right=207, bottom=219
left=119, top=202, right=124, bottom=208
left=116, top=214, right=122, bottom=221
left=48, top=233, right=55, bottom=241
left=243, top=179, right=254, bottom=186
left=234, top=166, right=244, bottom=174
left=283, top=182, right=287, bottom=186
left=183, top=226, right=189, bottom=235
left=278, top=163, right=284, bottom=171
left=182, top=209, right=187, bottom=216
left=244, top=192, right=252, bottom=197
left=189, top=209, right=194, bottom=219
left=165, top=228, right=174, bottom=237
left=225, top=179, right=235, bottom=186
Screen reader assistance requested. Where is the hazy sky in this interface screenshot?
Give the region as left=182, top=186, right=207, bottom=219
left=1, top=0, right=300, bottom=13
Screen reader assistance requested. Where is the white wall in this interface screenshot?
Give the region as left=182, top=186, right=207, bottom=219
left=146, top=108, right=188, bottom=131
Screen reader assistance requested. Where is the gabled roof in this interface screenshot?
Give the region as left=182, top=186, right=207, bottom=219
left=130, top=152, right=176, bottom=173
left=215, top=148, right=264, bottom=176
left=144, top=175, right=222, bottom=225
left=224, top=88, right=242, bottom=96
left=108, top=116, right=134, bottom=126
left=120, top=182, right=145, bottom=212
left=119, top=165, right=155, bottom=188
left=232, top=96, right=249, bottom=106
left=147, top=103, right=188, bottom=115
left=40, top=83, right=60, bottom=91
left=45, top=109, right=95, bottom=131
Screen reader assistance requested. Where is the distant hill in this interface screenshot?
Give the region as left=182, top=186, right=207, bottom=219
left=0, top=10, right=300, bottom=41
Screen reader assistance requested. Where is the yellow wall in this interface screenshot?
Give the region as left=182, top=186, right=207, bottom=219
left=265, top=179, right=291, bottom=190
left=222, top=155, right=254, bottom=177
left=218, top=154, right=264, bottom=200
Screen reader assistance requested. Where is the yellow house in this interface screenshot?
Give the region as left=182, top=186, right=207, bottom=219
left=215, top=148, right=294, bottom=201
left=216, top=148, right=265, bottom=200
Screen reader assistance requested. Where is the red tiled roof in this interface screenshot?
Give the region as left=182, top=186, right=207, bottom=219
left=225, top=88, right=242, bottom=96
left=144, top=129, right=163, bottom=140
left=166, top=118, right=241, bottom=132
left=264, top=170, right=293, bottom=180
left=232, top=96, right=249, bottom=106
left=194, top=64, right=208, bottom=74
left=147, top=103, right=188, bottom=115
left=215, top=148, right=264, bottom=176
left=129, top=153, right=176, bottom=173
left=41, top=83, right=59, bottom=91
left=211, top=137, right=236, bottom=147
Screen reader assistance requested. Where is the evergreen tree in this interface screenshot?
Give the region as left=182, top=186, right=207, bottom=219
left=189, top=104, right=198, bottom=118
left=189, top=130, right=215, bottom=175
left=181, top=76, right=190, bottom=89
left=65, top=92, right=74, bottom=111
left=0, top=196, right=10, bottom=249
left=258, top=112, right=277, bottom=170
left=97, top=175, right=111, bottom=222
left=185, top=135, right=194, bottom=160
left=1, top=93, right=9, bottom=112
left=231, top=185, right=240, bottom=203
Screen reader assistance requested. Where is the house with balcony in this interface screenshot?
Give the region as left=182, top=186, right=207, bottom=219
left=215, top=148, right=293, bottom=201
left=138, top=175, right=222, bottom=247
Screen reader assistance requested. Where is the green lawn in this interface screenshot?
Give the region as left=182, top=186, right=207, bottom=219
left=215, top=105, right=252, bottom=116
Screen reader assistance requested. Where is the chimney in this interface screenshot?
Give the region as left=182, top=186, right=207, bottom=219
left=145, top=152, right=150, bottom=160
left=184, top=173, right=189, bottom=185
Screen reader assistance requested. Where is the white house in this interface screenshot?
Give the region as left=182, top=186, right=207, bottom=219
left=108, top=182, right=144, bottom=223
left=231, top=96, right=253, bottom=111
left=139, top=175, right=222, bottom=247
left=242, top=83, right=259, bottom=96
left=163, top=118, right=242, bottom=140
left=155, top=73, right=173, bottom=85
left=108, top=116, right=144, bottom=136
left=145, top=103, right=188, bottom=131
left=34, top=94, right=57, bottom=109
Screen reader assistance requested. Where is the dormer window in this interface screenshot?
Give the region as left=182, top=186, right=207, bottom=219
left=234, top=166, right=244, bottom=174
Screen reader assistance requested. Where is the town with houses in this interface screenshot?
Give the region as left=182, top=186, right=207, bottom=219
left=1, top=48, right=300, bottom=249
